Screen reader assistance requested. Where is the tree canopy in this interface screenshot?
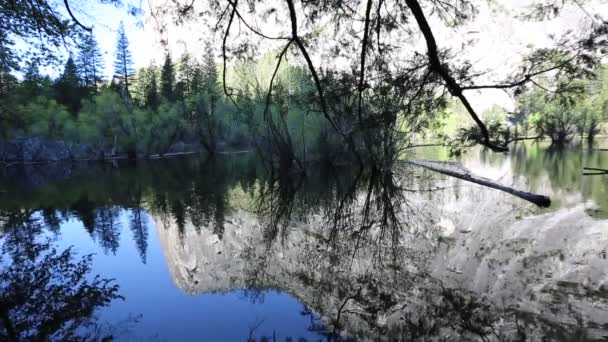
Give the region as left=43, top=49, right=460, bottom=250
left=155, top=0, right=607, bottom=153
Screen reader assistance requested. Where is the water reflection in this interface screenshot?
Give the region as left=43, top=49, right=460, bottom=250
left=1, top=148, right=607, bottom=340
left=469, top=141, right=608, bottom=216
left=0, top=211, right=123, bottom=341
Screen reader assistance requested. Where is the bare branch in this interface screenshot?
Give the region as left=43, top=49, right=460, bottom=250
left=64, top=0, right=92, bottom=31
left=222, top=0, right=237, bottom=104
left=461, top=57, right=577, bottom=91
left=403, top=0, right=508, bottom=152
left=263, top=39, right=294, bottom=120
left=227, top=0, right=290, bottom=40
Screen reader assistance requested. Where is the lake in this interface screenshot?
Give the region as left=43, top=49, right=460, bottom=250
left=1, top=142, right=607, bottom=341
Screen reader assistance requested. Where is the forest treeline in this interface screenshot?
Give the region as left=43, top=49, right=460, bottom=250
left=0, top=23, right=351, bottom=161
left=1, top=21, right=607, bottom=162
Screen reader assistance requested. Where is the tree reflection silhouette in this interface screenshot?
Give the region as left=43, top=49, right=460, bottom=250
left=1, top=149, right=606, bottom=340
left=0, top=212, right=123, bottom=341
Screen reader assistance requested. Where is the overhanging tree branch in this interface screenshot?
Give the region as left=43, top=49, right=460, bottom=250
left=461, top=57, right=577, bottom=91
left=64, top=0, right=92, bottom=31
left=227, top=0, right=290, bottom=40
left=357, top=0, right=374, bottom=125
left=263, top=39, right=294, bottom=120
left=403, top=0, right=508, bottom=152
left=284, top=0, right=362, bottom=164
left=284, top=0, right=346, bottom=137
left=221, top=0, right=237, bottom=105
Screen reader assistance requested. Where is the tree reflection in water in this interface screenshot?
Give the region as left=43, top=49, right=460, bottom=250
left=0, top=149, right=606, bottom=340
left=246, top=148, right=603, bottom=341
left=0, top=211, right=124, bottom=341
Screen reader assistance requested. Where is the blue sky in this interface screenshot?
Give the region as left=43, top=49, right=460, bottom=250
left=30, top=1, right=148, bottom=79
left=72, top=1, right=147, bottom=79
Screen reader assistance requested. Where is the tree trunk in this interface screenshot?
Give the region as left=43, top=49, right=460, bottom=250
left=587, top=124, right=597, bottom=149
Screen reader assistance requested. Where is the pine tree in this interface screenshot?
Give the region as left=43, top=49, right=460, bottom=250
left=196, top=42, right=221, bottom=153
left=141, top=64, right=159, bottom=110
left=77, top=34, right=104, bottom=91
left=20, top=60, right=43, bottom=98
left=0, top=30, right=19, bottom=139
left=160, top=52, right=175, bottom=101
left=178, top=53, right=196, bottom=98
left=191, top=61, right=204, bottom=96
left=0, top=29, right=18, bottom=98
left=55, top=57, right=84, bottom=115
left=113, top=22, right=135, bottom=99
left=202, top=43, right=219, bottom=95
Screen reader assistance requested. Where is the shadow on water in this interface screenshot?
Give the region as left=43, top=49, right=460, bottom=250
left=1, top=144, right=608, bottom=340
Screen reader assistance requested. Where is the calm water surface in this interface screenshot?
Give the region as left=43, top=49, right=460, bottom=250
left=1, top=142, right=608, bottom=341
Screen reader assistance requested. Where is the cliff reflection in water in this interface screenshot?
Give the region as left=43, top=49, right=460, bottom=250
left=1, top=148, right=608, bottom=340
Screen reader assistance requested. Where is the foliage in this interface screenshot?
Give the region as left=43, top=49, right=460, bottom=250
left=54, top=57, right=87, bottom=115
left=516, top=68, right=608, bottom=146
left=135, top=64, right=160, bottom=110
left=77, top=34, right=105, bottom=90
left=135, top=101, right=186, bottom=154
left=18, top=96, right=76, bottom=140
left=78, top=88, right=134, bottom=152
left=160, top=53, right=176, bottom=101
left=441, top=65, right=608, bottom=154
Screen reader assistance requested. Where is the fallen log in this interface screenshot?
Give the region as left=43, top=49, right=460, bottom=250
left=404, top=159, right=551, bottom=208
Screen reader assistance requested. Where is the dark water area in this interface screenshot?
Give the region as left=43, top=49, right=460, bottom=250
left=1, top=143, right=608, bottom=341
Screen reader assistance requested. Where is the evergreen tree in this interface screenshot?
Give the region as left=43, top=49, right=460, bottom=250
left=0, top=30, right=18, bottom=94
left=160, top=52, right=175, bottom=101
left=0, top=30, right=19, bottom=138
left=113, top=22, right=135, bottom=99
left=18, top=60, right=44, bottom=99
left=190, top=61, right=204, bottom=96
left=54, top=57, right=84, bottom=115
left=202, top=42, right=219, bottom=97
left=77, top=34, right=104, bottom=91
left=178, top=53, right=196, bottom=98
left=196, top=42, right=221, bottom=153
left=140, top=64, right=159, bottom=110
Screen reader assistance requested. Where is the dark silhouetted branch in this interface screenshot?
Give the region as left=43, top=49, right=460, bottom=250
left=64, top=0, right=92, bottom=31
left=263, top=39, right=294, bottom=120
left=404, top=0, right=507, bottom=152
left=221, top=0, right=238, bottom=107
left=461, top=59, right=575, bottom=91
left=357, top=0, right=374, bottom=125
left=505, top=136, right=542, bottom=144
left=227, top=0, right=290, bottom=40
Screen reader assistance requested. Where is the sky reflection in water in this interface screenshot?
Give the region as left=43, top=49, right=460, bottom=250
left=1, top=145, right=608, bottom=341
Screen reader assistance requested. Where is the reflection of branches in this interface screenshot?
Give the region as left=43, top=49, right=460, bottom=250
left=256, top=166, right=305, bottom=246
left=0, top=214, right=122, bottom=341
left=246, top=316, right=265, bottom=342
